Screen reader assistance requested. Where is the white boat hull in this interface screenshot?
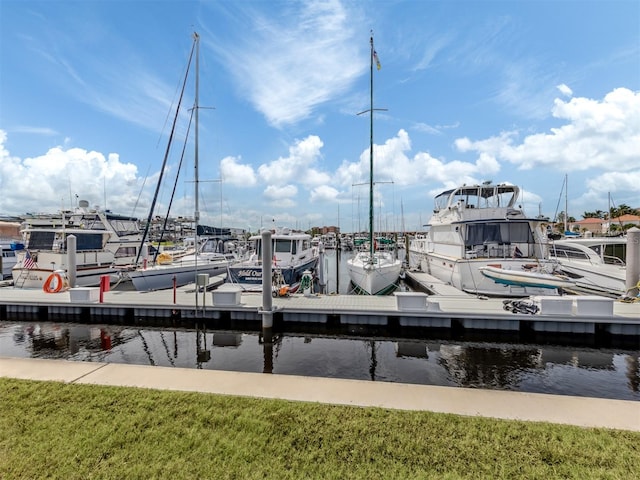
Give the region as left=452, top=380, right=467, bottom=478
left=556, top=263, right=626, bottom=297
left=421, top=253, right=565, bottom=297
left=347, top=251, right=402, bottom=295
left=12, top=266, right=121, bottom=288
left=128, top=255, right=230, bottom=291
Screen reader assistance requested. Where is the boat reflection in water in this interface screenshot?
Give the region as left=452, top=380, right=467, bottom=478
left=1, top=321, right=638, bottom=401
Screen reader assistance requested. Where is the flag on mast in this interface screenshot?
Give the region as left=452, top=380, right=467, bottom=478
left=373, top=49, right=381, bottom=70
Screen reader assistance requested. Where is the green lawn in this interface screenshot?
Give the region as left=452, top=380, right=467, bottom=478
left=1, top=378, right=638, bottom=479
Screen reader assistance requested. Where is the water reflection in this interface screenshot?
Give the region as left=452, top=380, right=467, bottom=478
left=438, top=344, right=542, bottom=389
left=1, top=320, right=638, bottom=401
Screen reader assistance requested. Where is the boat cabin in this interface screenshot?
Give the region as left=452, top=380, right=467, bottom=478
left=249, top=230, right=313, bottom=265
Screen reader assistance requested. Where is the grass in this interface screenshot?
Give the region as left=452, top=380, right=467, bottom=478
left=1, top=378, right=638, bottom=479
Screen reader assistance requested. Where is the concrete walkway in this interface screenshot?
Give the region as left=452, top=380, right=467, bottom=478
left=1, top=356, right=638, bottom=432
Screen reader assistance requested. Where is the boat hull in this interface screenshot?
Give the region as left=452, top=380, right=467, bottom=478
left=556, top=263, right=626, bottom=297
left=347, top=251, right=402, bottom=295
left=128, top=257, right=230, bottom=291
left=12, top=266, right=121, bottom=288
left=422, top=253, right=565, bottom=297
left=228, top=257, right=318, bottom=290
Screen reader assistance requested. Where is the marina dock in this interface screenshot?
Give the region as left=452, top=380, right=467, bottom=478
left=1, top=271, right=638, bottom=345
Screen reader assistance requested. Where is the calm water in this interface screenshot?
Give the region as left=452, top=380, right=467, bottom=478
left=1, top=321, right=638, bottom=400
left=1, top=248, right=639, bottom=401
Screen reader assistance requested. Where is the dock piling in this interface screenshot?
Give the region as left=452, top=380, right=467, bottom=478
left=67, top=234, right=77, bottom=288
left=626, top=227, right=639, bottom=298
left=261, top=230, right=273, bottom=329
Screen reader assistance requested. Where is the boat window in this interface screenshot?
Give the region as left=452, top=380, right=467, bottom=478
left=499, top=222, right=533, bottom=243
left=434, top=192, right=451, bottom=211
left=69, top=233, right=104, bottom=251
left=601, top=243, right=627, bottom=263
left=274, top=239, right=292, bottom=253
left=552, top=245, right=589, bottom=260
left=465, top=222, right=533, bottom=245
left=115, top=246, right=137, bottom=258
left=465, top=224, right=501, bottom=245
left=26, top=231, right=55, bottom=250
left=291, top=240, right=297, bottom=255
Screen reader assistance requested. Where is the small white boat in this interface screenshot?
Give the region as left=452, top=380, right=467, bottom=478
left=479, top=265, right=575, bottom=290
left=227, top=228, right=319, bottom=291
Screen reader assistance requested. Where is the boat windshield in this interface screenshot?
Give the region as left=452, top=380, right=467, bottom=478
left=436, top=184, right=519, bottom=210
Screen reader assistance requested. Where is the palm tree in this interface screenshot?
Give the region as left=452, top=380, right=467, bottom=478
left=609, top=204, right=637, bottom=219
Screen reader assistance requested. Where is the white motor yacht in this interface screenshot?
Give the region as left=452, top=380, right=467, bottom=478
left=409, top=182, right=567, bottom=297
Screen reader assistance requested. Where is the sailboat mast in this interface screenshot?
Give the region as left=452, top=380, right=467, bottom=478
left=564, top=173, right=568, bottom=233
left=134, top=34, right=196, bottom=265
left=368, top=35, right=375, bottom=260
left=194, top=32, right=200, bottom=256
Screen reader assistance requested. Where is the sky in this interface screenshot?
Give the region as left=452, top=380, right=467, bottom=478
left=1, top=0, right=639, bottom=233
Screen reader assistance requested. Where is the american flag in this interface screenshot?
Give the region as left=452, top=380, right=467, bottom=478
left=23, top=250, right=35, bottom=269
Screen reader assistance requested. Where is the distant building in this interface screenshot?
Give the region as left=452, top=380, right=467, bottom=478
left=310, top=226, right=340, bottom=235
left=604, top=214, right=640, bottom=232
left=569, top=214, right=640, bottom=235
left=568, top=217, right=604, bottom=235
left=0, top=220, right=21, bottom=239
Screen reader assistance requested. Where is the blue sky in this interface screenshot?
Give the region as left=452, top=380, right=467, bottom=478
left=1, top=0, right=638, bottom=233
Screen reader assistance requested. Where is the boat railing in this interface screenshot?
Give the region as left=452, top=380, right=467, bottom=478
left=602, top=255, right=625, bottom=267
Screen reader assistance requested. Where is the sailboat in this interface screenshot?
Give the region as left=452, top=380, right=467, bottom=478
left=128, top=32, right=231, bottom=291
left=346, top=34, right=402, bottom=295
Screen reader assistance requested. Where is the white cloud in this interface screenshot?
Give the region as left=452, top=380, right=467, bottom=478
left=220, top=156, right=257, bottom=186
left=264, top=184, right=297, bottom=201
left=336, top=129, right=500, bottom=190
left=206, top=1, right=364, bottom=127
left=585, top=170, right=640, bottom=195
left=12, top=126, right=59, bottom=136
left=258, top=135, right=326, bottom=186
left=454, top=88, right=640, bottom=172
left=557, top=83, right=573, bottom=97
left=0, top=130, right=145, bottom=216
left=310, top=185, right=340, bottom=203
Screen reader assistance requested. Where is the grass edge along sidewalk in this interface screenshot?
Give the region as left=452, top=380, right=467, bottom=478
left=1, top=378, right=639, bottom=479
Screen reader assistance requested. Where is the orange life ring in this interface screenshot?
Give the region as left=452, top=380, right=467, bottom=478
left=43, top=272, right=65, bottom=293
